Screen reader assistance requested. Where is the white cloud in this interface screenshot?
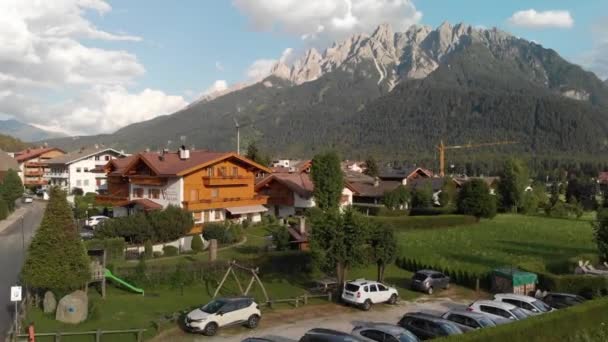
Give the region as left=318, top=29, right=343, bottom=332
left=508, top=9, right=574, bottom=29
left=202, top=80, right=229, bottom=96
left=0, top=0, right=187, bottom=135
left=245, top=48, right=294, bottom=81
left=215, top=61, right=224, bottom=71
left=579, top=19, right=608, bottom=79
left=232, top=0, right=422, bottom=43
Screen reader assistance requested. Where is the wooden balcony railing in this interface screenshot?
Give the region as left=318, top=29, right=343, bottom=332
left=96, top=194, right=129, bottom=206
left=202, top=175, right=252, bottom=186
left=182, top=195, right=268, bottom=211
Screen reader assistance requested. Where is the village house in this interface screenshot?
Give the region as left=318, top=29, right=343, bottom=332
left=379, top=166, right=434, bottom=185
left=13, top=147, right=65, bottom=188
left=255, top=160, right=354, bottom=218
left=45, top=146, right=129, bottom=194
left=341, top=160, right=366, bottom=173
left=96, top=147, right=271, bottom=229
left=345, top=171, right=402, bottom=208
left=598, top=172, right=608, bottom=193
left=0, top=150, right=18, bottom=183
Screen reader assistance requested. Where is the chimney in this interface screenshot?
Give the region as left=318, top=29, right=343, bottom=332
left=374, top=177, right=380, bottom=187
left=179, top=145, right=190, bottom=160
left=298, top=217, right=306, bottom=235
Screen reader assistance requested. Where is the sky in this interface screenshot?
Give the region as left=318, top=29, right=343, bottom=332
left=0, top=0, right=607, bottom=136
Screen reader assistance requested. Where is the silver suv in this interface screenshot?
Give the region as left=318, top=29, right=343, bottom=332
left=411, top=270, right=450, bottom=295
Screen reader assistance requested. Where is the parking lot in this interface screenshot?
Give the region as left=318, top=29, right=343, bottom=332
left=155, top=294, right=478, bottom=342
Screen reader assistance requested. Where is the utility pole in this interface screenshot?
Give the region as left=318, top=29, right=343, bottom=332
left=21, top=216, right=25, bottom=258
left=233, top=118, right=240, bottom=155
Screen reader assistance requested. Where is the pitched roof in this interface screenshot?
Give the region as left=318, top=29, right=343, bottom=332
left=408, top=177, right=448, bottom=192
left=14, top=147, right=64, bottom=162
left=271, top=160, right=312, bottom=174
left=379, top=167, right=433, bottom=180
left=111, top=150, right=271, bottom=177
left=348, top=180, right=402, bottom=198
left=0, top=150, right=18, bottom=171
left=46, top=147, right=126, bottom=165
left=256, top=172, right=315, bottom=198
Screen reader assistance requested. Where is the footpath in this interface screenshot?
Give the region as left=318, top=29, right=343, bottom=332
left=0, top=206, right=28, bottom=234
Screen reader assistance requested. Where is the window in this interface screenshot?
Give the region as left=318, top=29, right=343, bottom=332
left=360, top=330, right=384, bottom=341
left=76, top=167, right=81, bottom=173
left=377, top=284, right=388, bottom=291
left=211, top=189, right=219, bottom=198
left=149, top=189, right=160, bottom=199
left=214, top=210, right=221, bottom=220
left=232, top=167, right=238, bottom=176
left=447, top=314, right=466, bottom=325
left=363, top=286, right=369, bottom=292
left=204, top=210, right=210, bottom=222
left=369, top=284, right=378, bottom=292
left=95, top=156, right=100, bottom=161
left=105, top=156, right=110, bottom=161
left=217, top=166, right=227, bottom=176
left=76, top=180, right=82, bottom=186
left=133, top=188, right=143, bottom=198
left=207, top=167, right=214, bottom=177
left=83, top=180, right=89, bottom=186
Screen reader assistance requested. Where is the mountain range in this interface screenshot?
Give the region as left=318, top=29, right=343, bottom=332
left=0, top=119, right=67, bottom=142
left=42, top=22, right=608, bottom=162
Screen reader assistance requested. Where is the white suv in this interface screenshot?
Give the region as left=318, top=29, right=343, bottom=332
left=493, top=293, right=555, bottom=315
left=85, top=215, right=109, bottom=228
left=341, top=279, right=399, bottom=311
left=185, top=297, right=261, bottom=336
left=468, top=300, right=529, bottom=322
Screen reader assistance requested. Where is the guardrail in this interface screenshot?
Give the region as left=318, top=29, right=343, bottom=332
left=15, top=328, right=146, bottom=342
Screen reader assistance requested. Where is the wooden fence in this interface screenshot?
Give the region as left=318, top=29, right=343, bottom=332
left=264, top=292, right=333, bottom=308
left=15, top=329, right=146, bottom=342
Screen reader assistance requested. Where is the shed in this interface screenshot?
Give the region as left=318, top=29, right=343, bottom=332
left=491, top=268, right=537, bottom=295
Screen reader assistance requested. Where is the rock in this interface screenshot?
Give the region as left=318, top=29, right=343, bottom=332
left=43, top=291, right=57, bottom=314
left=55, top=290, right=88, bottom=324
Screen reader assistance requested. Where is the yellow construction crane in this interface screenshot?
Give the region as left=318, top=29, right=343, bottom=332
left=437, top=140, right=518, bottom=177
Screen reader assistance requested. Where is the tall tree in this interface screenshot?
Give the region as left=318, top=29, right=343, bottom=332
left=497, top=158, right=529, bottom=212
left=382, top=185, right=410, bottom=210
left=438, top=178, right=458, bottom=208
left=457, top=179, right=497, bottom=219
left=311, top=151, right=344, bottom=211
left=411, top=181, right=433, bottom=208
left=309, top=208, right=369, bottom=286
left=245, top=141, right=269, bottom=166
left=566, top=176, right=598, bottom=210
left=593, top=209, right=608, bottom=262
left=1, top=169, right=23, bottom=211
left=363, top=157, right=379, bottom=178
left=22, top=187, right=90, bottom=292
left=369, top=226, right=397, bottom=282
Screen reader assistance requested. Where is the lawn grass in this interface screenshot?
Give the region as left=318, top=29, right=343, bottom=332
left=397, top=214, right=596, bottom=275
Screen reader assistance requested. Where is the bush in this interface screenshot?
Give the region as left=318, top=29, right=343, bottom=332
left=163, top=245, right=179, bottom=257
left=153, top=251, right=163, bottom=258
left=203, top=222, right=243, bottom=244
left=409, top=207, right=456, bottom=216
left=144, top=240, right=153, bottom=259
left=95, top=214, right=153, bottom=244
left=396, top=257, right=489, bottom=290
left=367, top=215, right=478, bottom=230
left=441, top=297, right=608, bottom=342
left=0, top=197, right=8, bottom=220
left=84, top=238, right=125, bottom=262
left=191, top=234, right=204, bottom=253
left=376, top=207, right=409, bottom=217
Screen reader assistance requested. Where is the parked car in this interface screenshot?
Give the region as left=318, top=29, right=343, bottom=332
left=79, top=229, right=95, bottom=240
left=341, top=279, right=399, bottom=310
left=398, top=312, right=464, bottom=340
left=468, top=300, right=529, bottom=322
left=541, top=292, right=587, bottom=309
left=493, top=293, right=554, bottom=315
left=184, top=297, right=261, bottom=336
left=299, top=328, right=368, bottom=342
left=22, top=196, right=33, bottom=203
left=441, top=310, right=499, bottom=329
left=85, top=215, right=109, bottom=228
left=242, top=337, right=297, bottom=342
left=352, top=322, right=420, bottom=342
left=410, top=270, right=450, bottom=295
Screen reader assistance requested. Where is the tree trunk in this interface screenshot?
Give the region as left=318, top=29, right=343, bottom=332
left=377, top=261, right=382, bottom=282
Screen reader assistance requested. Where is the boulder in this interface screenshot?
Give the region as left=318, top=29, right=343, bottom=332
left=55, top=290, right=88, bottom=324
left=43, top=291, right=57, bottom=314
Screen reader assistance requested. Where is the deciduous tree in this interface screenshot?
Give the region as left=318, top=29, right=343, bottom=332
left=1, top=169, right=23, bottom=211
left=363, top=157, right=379, bottom=178
left=369, top=226, right=397, bottom=282
left=457, top=179, right=497, bottom=219
left=593, top=209, right=608, bottom=262
left=383, top=185, right=410, bottom=210
left=311, top=151, right=344, bottom=212
left=497, top=158, right=529, bottom=212
left=411, top=181, right=433, bottom=208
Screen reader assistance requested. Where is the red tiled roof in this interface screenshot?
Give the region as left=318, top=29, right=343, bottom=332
left=256, top=173, right=314, bottom=198
left=599, top=172, right=608, bottom=184
left=14, top=147, right=64, bottom=162
left=128, top=199, right=163, bottom=211
left=348, top=180, right=401, bottom=198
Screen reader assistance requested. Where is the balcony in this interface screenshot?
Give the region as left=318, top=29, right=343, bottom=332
left=96, top=194, right=129, bottom=206
left=182, top=195, right=268, bottom=211
left=24, top=179, right=48, bottom=186
left=202, top=175, right=252, bottom=186
left=129, top=176, right=167, bottom=186
left=25, top=170, right=44, bottom=177
left=46, top=172, right=69, bottom=178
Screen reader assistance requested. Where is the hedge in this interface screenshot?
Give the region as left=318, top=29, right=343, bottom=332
left=409, top=207, right=457, bottom=216
left=439, top=297, right=608, bottom=342
left=84, top=238, right=126, bottom=262
left=368, top=215, right=478, bottom=230
left=396, top=257, right=490, bottom=290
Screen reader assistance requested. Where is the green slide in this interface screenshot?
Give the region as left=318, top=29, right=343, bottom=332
left=104, top=268, right=145, bottom=295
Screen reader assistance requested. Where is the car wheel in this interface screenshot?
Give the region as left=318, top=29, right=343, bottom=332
left=388, top=294, right=398, bottom=305
left=362, top=299, right=372, bottom=311
left=203, top=322, right=218, bottom=336
left=427, top=287, right=434, bottom=295
left=247, top=314, right=260, bottom=329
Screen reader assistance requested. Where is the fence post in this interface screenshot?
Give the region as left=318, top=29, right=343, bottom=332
left=137, top=329, right=144, bottom=342
left=328, top=292, right=332, bottom=302
left=55, top=332, right=61, bottom=342
left=95, top=329, right=102, bottom=342
left=295, top=297, right=299, bottom=308
left=476, top=278, right=480, bottom=294
left=303, top=294, right=308, bottom=305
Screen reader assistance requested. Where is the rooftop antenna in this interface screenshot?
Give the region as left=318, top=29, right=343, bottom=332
left=233, top=117, right=240, bottom=155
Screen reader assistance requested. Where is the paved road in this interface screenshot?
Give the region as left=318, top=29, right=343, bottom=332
left=0, top=201, right=45, bottom=340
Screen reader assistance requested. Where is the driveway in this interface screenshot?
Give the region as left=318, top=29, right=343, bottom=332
left=0, top=201, right=46, bottom=340
left=153, top=295, right=476, bottom=342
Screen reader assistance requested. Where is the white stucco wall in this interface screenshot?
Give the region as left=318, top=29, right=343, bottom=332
left=294, top=193, right=315, bottom=208
left=129, top=177, right=183, bottom=208
left=341, top=187, right=353, bottom=207
left=69, top=159, right=97, bottom=193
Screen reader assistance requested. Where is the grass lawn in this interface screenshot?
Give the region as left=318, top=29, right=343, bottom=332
left=397, top=214, right=597, bottom=275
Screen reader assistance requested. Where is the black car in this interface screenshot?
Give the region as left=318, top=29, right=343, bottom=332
left=398, top=313, right=464, bottom=340
left=243, top=337, right=297, bottom=342
left=299, top=328, right=368, bottom=342
left=542, top=293, right=587, bottom=309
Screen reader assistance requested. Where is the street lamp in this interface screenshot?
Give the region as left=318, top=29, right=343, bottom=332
left=21, top=216, right=25, bottom=257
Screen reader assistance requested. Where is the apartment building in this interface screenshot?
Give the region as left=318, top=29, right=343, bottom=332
left=14, top=147, right=65, bottom=187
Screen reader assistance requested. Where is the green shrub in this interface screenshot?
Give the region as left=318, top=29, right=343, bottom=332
left=396, top=257, right=489, bottom=290
left=440, top=297, right=608, bottom=342
left=84, top=238, right=125, bottom=262
left=409, top=207, right=456, bottom=216
left=191, top=234, right=204, bottom=253
left=153, top=251, right=162, bottom=258
left=0, top=197, right=8, bottom=220
left=368, top=215, right=478, bottom=230
left=144, top=240, right=153, bottom=259
left=203, top=223, right=228, bottom=243
left=377, top=207, right=410, bottom=216
left=163, top=245, right=179, bottom=257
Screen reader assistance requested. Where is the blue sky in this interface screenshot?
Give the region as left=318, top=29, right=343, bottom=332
left=1, top=0, right=606, bottom=135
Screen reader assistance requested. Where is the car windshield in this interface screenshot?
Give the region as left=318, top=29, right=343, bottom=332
left=200, top=299, right=226, bottom=314
left=477, top=317, right=495, bottom=327
left=511, top=308, right=528, bottom=319
left=398, top=330, right=420, bottom=342
left=345, top=283, right=360, bottom=292
left=413, top=273, right=427, bottom=281
left=532, top=300, right=552, bottom=312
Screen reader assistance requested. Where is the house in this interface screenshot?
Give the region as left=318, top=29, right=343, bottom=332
left=96, top=147, right=272, bottom=228
left=14, top=147, right=65, bottom=187
left=455, top=176, right=500, bottom=195
left=345, top=171, right=401, bottom=208
left=45, top=146, right=129, bottom=194
left=408, top=177, right=460, bottom=206
left=255, top=160, right=353, bottom=218
left=0, top=150, right=18, bottom=182
left=379, top=167, right=433, bottom=185
left=342, top=160, right=366, bottom=173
